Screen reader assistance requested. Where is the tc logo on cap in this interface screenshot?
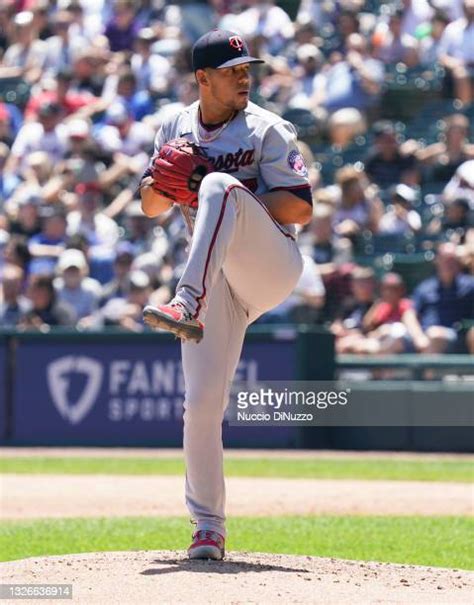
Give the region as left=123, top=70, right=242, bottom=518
left=229, top=35, right=244, bottom=50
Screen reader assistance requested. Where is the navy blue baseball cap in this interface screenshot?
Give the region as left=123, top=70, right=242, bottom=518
left=192, top=29, right=264, bottom=71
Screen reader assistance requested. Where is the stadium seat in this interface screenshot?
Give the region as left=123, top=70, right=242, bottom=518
left=384, top=252, right=436, bottom=294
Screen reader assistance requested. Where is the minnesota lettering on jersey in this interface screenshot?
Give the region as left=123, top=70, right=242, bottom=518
left=209, top=147, right=254, bottom=172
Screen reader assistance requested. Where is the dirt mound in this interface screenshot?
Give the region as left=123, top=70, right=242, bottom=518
left=2, top=550, right=472, bottom=605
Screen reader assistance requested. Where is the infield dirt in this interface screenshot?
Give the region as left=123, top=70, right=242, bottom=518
left=2, top=450, right=472, bottom=603
left=2, top=474, right=473, bottom=518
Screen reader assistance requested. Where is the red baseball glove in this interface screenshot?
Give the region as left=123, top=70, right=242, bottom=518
left=150, top=138, right=214, bottom=208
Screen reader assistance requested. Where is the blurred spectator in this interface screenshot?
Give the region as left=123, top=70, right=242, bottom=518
left=413, top=243, right=474, bottom=353
left=327, top=108, right=366, bottom=148
left=54, top=248, right=102, bottom=320
left=378, top=184, right=422, bottom=235
left=100, top=241, right=135, bottom=303
left=72, top=49, right=107, bottom=97
left=436, top=198, right=474, bottom=242
left=122, top=200, right=154, bottom=254
left=102, top=67, right=154, bottom=121
left=0, top=3, right=471, bottom=341
left=0, top=11, right=47, bottom=84
left=43, top=11, right=86, bottom=76
left=67, top=182, right=120, bottom=251
left=104, top=0, right=140, bottom=53
left=21, top=274, right=76, bottom=328
left=415, top=114, right=474, bottom=182
left=95, top=102, right=153, bottom=165
left=3, top=235, right=31, bottom=274
left=332, top=165, right=383, bottom=237
left=418, top=10, right=451, bottom=67
left=290, top=44, right=324, bottom=110
left=401, top=0, right=434, bottom=36
left=0, top=4, right=11, bottom=55
left=0, top=264, right=31, bottom=327
left=230, top=1, right=293, bottom=55
left=66, top=0, right=100, bottom=42
left=333, top=8, right=360, bottom=53
left=131, top=28, right=172, bottom=95
left=173, top=1, right=217, bottom=45
left=21, top=151, right=54, bottom=189
left=24, top=68, right=98, bottom=121
left=438, top=0, right=474, bottom=105
left=7, top=188, right=41, bottom=238
left=28, top=206, right=68, bottom=274
left=6, top=102, right=67, bottom=174
left=331, top=266, right=376, bottom=349
left=0, top=104, right=15, bottom=148
left=296, top=0, right=331, bottom=28
left=32, top=1, right=54, bottom=41
left=364, top=121, right=419, bottom=189
left=316, top=34, right=385, bottom=113
left=435, top=0, right=465, bottom=22
left=0, top=142, right=19, bottom=201
left=100, top=269, right=151, bottom=331
left=40, top=155, right=95, bottom=207
left=374, top=7, right=419, bottom=68
left=299, top=203, right=352, bottom=275
left=352, top=273, right=429, bottom=354
left=443, top=160, right=474, bottom=207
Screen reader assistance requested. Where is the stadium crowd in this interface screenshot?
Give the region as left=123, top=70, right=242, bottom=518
left=0, top=0, right=473, bottom=355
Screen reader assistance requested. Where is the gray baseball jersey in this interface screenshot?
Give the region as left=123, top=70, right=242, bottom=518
left=154, top=100, right=311, bottom=235
left=151, top=100, right=311, bottom=538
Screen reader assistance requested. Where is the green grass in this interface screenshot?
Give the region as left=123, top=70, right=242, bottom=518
left=0, top=457, right=473, bottom=482
left=1, top=516, right=472, bottom=570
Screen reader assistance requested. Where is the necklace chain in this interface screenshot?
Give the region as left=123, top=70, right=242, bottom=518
left=195, top=108, right=235, bottom=143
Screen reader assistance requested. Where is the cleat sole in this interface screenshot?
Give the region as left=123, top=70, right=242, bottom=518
left=143, top=307, right=203, bottom=343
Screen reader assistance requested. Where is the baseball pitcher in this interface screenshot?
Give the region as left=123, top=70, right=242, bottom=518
left=139, top=29, right=313, bottom=560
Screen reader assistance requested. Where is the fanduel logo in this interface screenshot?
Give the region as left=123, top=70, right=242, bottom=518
left=47, top=356, right=103, bottom=425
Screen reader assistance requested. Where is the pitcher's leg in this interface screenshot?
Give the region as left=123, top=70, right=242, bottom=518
left=223, top=186, right=303, bottom=317
left=176, top=172, right=302, bottom=321
left=182, top=273, right=248, bottom=537
left=176, top=172, right=239, bottom=321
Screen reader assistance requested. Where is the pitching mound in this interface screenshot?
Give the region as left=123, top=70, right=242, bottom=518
left=2, top=551, right=472, bottom=604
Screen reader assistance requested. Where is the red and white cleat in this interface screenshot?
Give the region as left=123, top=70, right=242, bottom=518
left=187, top=530, right=225, bottom=560
left=143, top=300, right=204, bottom=343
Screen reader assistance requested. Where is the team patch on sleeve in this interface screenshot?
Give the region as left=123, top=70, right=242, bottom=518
left=287, top=150, right=308, bottom=177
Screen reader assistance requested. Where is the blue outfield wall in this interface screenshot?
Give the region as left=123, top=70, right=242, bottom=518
left=2, top=327, right=334, bottom=448
left=0, top=335, right=7, bottom=443
left=1, top=328, right=472, bottom=451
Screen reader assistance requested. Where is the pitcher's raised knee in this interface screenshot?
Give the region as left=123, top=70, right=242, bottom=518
left=199, top=172, right=241, bottom=200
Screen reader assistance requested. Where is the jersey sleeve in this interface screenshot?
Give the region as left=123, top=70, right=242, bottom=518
left=140, top=122, right=170, bottom=183
left=153, top=123, right=168, bottom=155
left=259, top=120, right=312, bottom=203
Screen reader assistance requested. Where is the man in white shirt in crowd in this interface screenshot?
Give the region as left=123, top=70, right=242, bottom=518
left=43, top=10, right=86, bottom=77
left=54, top=248, right=102, bottom=321
left=0, top=11, right=47, bottom=84
left=131, top=28, right=171, bottom=95
left=379, top=184, right=422, bottom=236
left=6, top=102, right=67, bottom=174
left=438, top=0, right=474, bottom=105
